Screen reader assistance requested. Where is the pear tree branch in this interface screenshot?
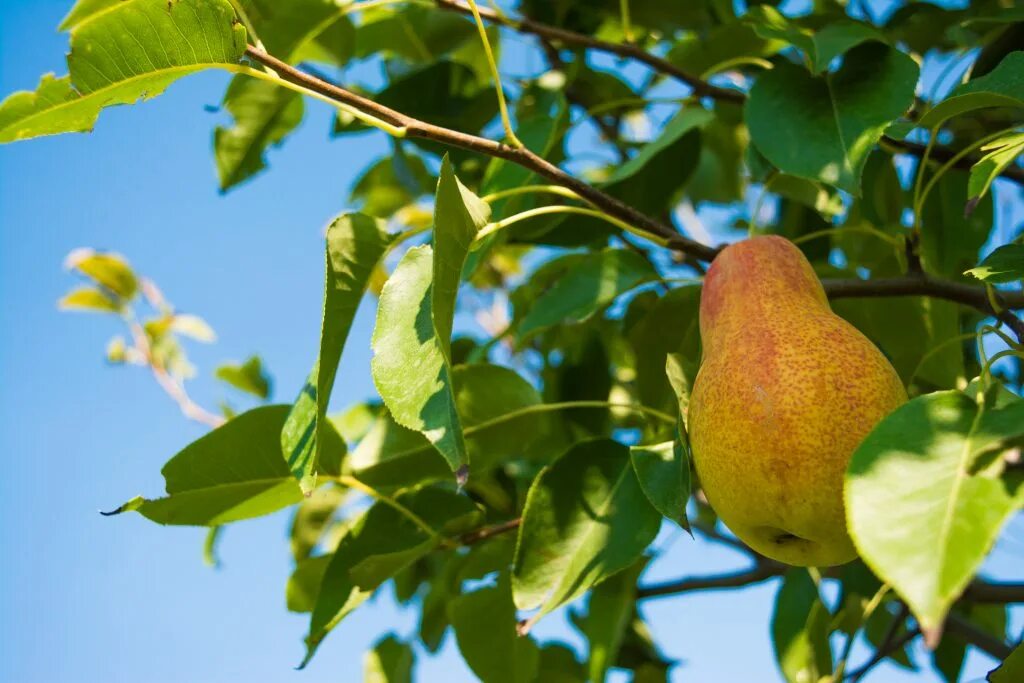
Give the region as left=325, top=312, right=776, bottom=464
left=430, top=0, right=1024, bottom=188
left=243, top=45, right=1024, bottom=341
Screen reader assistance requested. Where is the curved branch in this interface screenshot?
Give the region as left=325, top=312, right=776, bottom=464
left=823, top=275, right=1024, bottom=342
left=431, top=0, right=1024, bottom=188
left=636, top=562, right=784, bottom=599
left=245, top=46, right=1024, bottom=337
left=432, top=0, right=744, bottom=104
left=244, top=46, right=718, bottom=262
left=964, top=580, right=1024, bottom=604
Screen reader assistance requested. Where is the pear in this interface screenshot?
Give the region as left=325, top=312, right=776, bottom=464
left=688, top=236, right=906, bottom=567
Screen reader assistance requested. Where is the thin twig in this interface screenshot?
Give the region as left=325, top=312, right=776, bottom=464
left=945, top=611, right=1014, bottom=659
left=432, top=0, right=744, bottom=103
left=127, top=320, right=225, bottom=429
left=430, top=0, right=1024, bottom=187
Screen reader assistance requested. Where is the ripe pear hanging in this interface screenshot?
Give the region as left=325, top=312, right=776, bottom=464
left=688, top=236, right=906, bottom=567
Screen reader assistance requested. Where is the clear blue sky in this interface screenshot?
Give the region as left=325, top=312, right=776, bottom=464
left=0, top=2, right=1019, bottom=682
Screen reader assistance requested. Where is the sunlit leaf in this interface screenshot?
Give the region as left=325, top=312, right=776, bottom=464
left=0, top=0, right=246, bottom=143
left=58, top=286, right=121, bottom=313
left=966, top=244, right=1024, bottom=284
left=284, top=214, right=393, bottom=493
left=64, top=248, right=137, bottom=298
left=107, top=405, right=345, bottom=526
left=846, top=391, right=1024, bottom=632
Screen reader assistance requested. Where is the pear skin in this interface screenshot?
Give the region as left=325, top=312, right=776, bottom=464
left=688, top=236, right=906, bottom=567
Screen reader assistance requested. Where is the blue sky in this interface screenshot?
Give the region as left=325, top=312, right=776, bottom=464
left=0, top=1, right=1020, bottom=682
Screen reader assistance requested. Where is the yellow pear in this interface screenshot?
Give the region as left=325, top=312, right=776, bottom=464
left=688, top=236, right=906, bottom=566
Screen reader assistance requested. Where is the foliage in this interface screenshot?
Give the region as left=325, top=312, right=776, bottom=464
left=5, top=0, right=1024, bottom=680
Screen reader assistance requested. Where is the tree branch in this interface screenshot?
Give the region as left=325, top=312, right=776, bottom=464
left=636, top=562, right=784, bottom=599
left=964, top=580, right=1024, bottom=603
left=431, top=0, right=1024, bottom=188
left=244, top=46, right=718, bottom=262
left=432, top=0, right=744, bottom=104
left=245, top=46, right=1024, bottom=338
left=945, top=611, right=1014, bottom=660
left=823, top=275, right=1024, bottom=342
left=458, top=517, right=521, bottom=545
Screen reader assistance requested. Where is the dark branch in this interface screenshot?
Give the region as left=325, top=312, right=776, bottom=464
left=432, top=1, right=1024, bottom=188
left=945, top=611, right=1014, bottom=660
left=246, top=46, right=1024, bottom=337
left=823, top=275, right=1024, bottom=342
left=637, top=562, right=784, bottom=599
left=433, top=0, right=744, bottom=104
left=964, top=580, right=1024, bottom=603
left=847, top=605, right=916, bottom=682
left=245, top=46, right=718, bottom=262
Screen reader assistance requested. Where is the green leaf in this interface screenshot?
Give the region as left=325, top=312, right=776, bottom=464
left=630, top=435, right=690, bottom=530
left=771, top=569, right=833, bottom=683
left=432, top=155, right=490, bottom=357
left=214, top=76, right=303, bottom=191
left=450, top=573, right=540, bottom=683
left=371, top=245, right=469, bottom=479
left=515, top=249, right=657, bottom=341
left=748, top=6, right=883, bottom=73
left=512, top=439, right=661, bottom=621
left=109, top=405, right=345, bottom=526
left=989, top=641, right=1024, bottom=683
left=966, top=244, right=1024, bottom=284
left=967, top=133, right=1024, bottom=212
left=746, top=43, right=919, bottom=194
left=284, top=213, right=393, bottom=493
left=920, top=170, right=994, bottom=278
left=580, top=558, right=647, bottom=683
left=919, top=52, right=1024, bottom=129
left=64, top=248, right=137, bottom=298
left=303, top=487, right=481, bottom=665
left=364, top=635, right=415, bottom=683
left=846, top=391, right=1024, bottom=632
left=0, top=0, right=246, bottom=143
left=58, top=286, right=122, bottom=313
left=216, top=356, right=272, bottom=399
